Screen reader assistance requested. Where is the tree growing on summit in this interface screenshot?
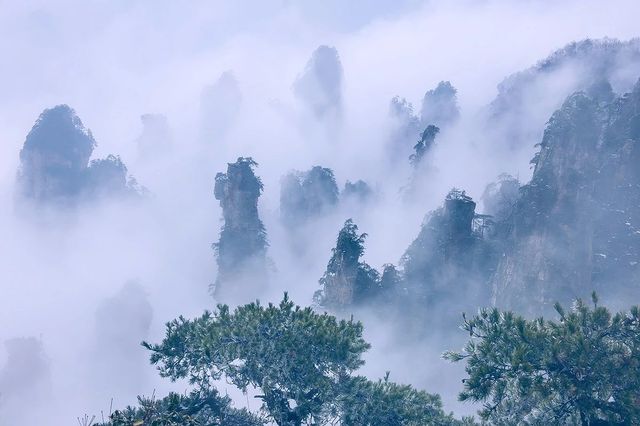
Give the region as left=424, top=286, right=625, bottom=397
left=402, top=124, right=441, bottom=200
left=213, top=157, right=268, bottom=301
left=280, top=166, right=339, bottom=225
left=420, top=81, right=460, bottom=128
left=402, top=188, right=477, bottom=286
left=85, top=155, right=141, bottom=198
left=409, top=125, right=440, bottom=167
left=400, top=188, right=497, bottom=323
left=17, top=105, right=96, bottom=202
left=17, top=104, right=143, bottom=205
left=378, top=264, right=403, bottom=299
left=445, top=293, right=640, bottom=425
left=316, top=219, right=380, bottom=309
left=302, top=166, right=339, bottom=212
left=342, top=180, right=373, bottom=204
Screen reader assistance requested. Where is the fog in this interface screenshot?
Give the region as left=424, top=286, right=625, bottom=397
left=1, top=0, right=640, bottom=423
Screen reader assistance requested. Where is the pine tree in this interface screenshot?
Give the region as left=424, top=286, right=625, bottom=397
left=99, top=387, right=263, bottom=426
left=131, top=294, right=463, bottom=426
left=445, top=293, right=640, bottom=425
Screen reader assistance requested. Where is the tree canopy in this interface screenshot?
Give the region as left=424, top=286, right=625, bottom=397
left=94, top=294, right=464, bottom=426
left=337, top=374, right=473, bottom=426
left=102, top=388, right=263, bottom=426
left=445, top=293, right=640, bottom=425
left=143, top=294, right=369, bottom=425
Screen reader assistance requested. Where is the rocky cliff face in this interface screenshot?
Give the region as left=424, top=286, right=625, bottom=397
left=591, top=79, right=640, bottom=302
left=213, top=157, right=268, bottom=301
left=307, top=41, right=640, bottom=322
left=17, top=105, right=142, bottom=206
left=481, top=173, right=520, bottom=224
left=316, top=219, right=380, bottom=310
left=389, top=78, right=640, bottom=317
left=18, top=105, right=95, bottom=203
left=492, top=80, right=640, bottom=312
left=488, top=38, right=640, bottom=152
left=401, top=189, right=496, bottom=312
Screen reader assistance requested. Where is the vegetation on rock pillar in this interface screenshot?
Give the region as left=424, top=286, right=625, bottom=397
left=316, top=219, right=380, bottom=309
left=420, top=81, right=460, bottom=129
left=280, top=165, right=339, bottom=226
left=409, top=124, right=440, bottom=168
left=213, top=157, right=268, bottom=301
left=17, top=104, right=144, bottom=206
